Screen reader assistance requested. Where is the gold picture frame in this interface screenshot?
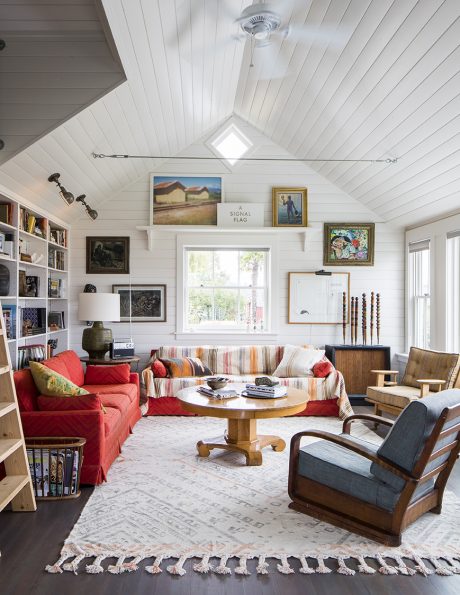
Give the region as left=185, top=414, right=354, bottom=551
left=272, top=187, right=308, bottom=227
left=323, top=223, right=375, bottom=266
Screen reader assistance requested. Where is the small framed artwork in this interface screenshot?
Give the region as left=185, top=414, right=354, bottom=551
left=86, top=237, right=130, bottom=274
left=150, top=174, right=223, bottom=225
left=323, top=223, right=375, bottom=266
left=272, top=187, right=307, bottom=227
left=288, top=272, right=350, bottom=324
left=112, top=284, right=166, bottom=322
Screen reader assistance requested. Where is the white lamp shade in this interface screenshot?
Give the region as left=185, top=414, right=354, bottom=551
left=78, top=293, right=120, bottom=322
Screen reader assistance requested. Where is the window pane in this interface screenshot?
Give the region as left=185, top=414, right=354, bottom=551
left=447, top=235, right=460, bottom=352
left=240, top=288, right=266, bottom=331
left=187, top=251, right=213, bottom=286
left=408, top=244, right=430, bottom=349
left=214, top=251, right=238, bottom=286
left=239, top=251, right=266, bottom=286
left=187, top=288, right=213, bottom=326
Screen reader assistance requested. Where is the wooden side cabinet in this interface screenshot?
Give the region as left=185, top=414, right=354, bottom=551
left=325, top=345, right=391, bottom=398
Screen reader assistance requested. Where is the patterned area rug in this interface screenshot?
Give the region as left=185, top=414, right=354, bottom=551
left=47, top=416, right=460, bottom=578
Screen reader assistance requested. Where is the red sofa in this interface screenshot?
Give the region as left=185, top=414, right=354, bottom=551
left=14, top=350, right=141, bottom=485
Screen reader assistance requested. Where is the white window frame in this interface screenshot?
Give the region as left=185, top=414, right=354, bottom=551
left=407, top=239, right=430, bottom=350
left=176, top=234, right=279, bottom=339
left=446, top=231, right=460, bottom=352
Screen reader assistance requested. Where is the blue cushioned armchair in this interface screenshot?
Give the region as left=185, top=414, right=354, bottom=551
left=288, top=389, right=460, bottom=546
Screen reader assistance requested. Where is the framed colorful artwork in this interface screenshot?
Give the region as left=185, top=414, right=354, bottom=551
left=272, top=187, right=307, bottom=227
left=86, top=237, right=130, bottom=274
left=150, top=174, right=223, bottom=225
left=323, top=223, right=375, bottom=266
left=112, top=284, right=166, bottom=322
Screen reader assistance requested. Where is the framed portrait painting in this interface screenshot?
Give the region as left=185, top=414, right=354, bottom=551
left=86, top=237, right=130, bottom=274
left=150, top=174, right=223, bottom=226
left=323, top=223, right=375, bottom=266
left=272, top=187, right=307, bottom=227
left=112, top=284, right=166, bottom=322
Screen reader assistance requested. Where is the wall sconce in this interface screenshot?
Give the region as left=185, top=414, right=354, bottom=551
left=48, top=172, right=75, bottom=206
left=76, top=195, right=98, bottom=220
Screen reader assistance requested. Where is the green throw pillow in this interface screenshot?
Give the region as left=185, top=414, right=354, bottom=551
left=30, top=361, right=89, bottom=397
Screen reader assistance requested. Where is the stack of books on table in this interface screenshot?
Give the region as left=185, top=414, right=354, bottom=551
left=244, top=384, right=287, bottom=399
left=197, top=386, right=238, bottom=400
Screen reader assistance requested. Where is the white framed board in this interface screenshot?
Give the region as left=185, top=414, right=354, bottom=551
left=288, top=272, right=350, bottom=324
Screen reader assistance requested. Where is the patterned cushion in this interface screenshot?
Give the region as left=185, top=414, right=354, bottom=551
left=84, top=364, right=130, bottom=385
left=402, top=347, right=460, bottom=390
left=30, top=361, right=89, bottom=397
left=313, top=360, right=334, bottom=378
left=159, top=357, right=212, bottom=378
left=273, top=345, right=325, bottom=378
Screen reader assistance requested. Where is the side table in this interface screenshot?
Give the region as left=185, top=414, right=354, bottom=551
left=79, top=355, right=140, bottom=371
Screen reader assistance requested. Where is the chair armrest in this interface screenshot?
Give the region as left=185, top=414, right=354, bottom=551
left=342, top=414, right=394, bottom=434
left=370, top=369, right=399, bottom=387
left=289, top=430, right=416, bottom=483
left=417, top=379, right=446, bottom=397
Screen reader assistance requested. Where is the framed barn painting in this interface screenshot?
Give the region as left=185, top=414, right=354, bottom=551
left=112, top=284, right=166, bottom=322
left=272, top=187, right=307, bottom=227
left=150, top=174, right=223, bottom=225
left=86, top=237, right=130, bottom=274
left=323, top=223, right=375, bottom=266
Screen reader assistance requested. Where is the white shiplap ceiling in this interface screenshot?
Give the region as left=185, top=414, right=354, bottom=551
left=0, top=0, right=459, bottom=228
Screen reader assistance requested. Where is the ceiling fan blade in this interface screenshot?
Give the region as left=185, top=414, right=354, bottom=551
left=284, top=23, right=352, bottom=48
left=254, top=42, right=291, bottom=80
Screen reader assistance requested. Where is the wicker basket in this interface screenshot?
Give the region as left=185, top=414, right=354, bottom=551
left=25, top=437, right=86, bottom=500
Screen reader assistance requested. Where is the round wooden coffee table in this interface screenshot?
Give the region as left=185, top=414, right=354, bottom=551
left=177, top=384, right=308, bottom=466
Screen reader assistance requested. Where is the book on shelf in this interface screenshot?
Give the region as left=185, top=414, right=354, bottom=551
left=2, top=304, right=16, bottom=339
left=49, top=228, right=67, bottom=247
left=19, top=207, right=47, bottom=238
left=48, top=310, right=65, bottom=330
left=20, top=306, right=46, bottom=337
left=25, top=275, right=40, bottom=297
left=0, top=203, right=13, bottom=225
left=18, top=344, right=46, bottom=369
left=48, top=278, right=64, bottom=298
left=48, top=248, right=65, bottom=270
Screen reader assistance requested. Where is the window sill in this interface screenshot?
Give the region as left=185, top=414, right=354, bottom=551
left=175, top=331, right=278, bottom=340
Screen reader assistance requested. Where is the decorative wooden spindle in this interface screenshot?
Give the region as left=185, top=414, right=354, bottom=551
left=376, top=293, right=381, bottom=344
left=362, top=293, right=367, bottom=345
left=350, top=297, right=354, bottom=344
left=370, top=291, right=375, bottom=345
left=353, top=296, right=358, bottom=345
left=342, top=291, right=347, bottom=344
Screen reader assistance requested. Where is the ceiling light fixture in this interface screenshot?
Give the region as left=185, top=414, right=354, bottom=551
left=76, top=194, right=98, bottom=220
left=47, top=172, right=75, bottom=206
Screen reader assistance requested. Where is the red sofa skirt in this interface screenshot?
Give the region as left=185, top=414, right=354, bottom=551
left=146, top=396, right=339, bottom=417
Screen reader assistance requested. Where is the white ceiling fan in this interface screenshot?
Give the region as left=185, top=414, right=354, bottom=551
left=171, top=0, right=348, bottom=80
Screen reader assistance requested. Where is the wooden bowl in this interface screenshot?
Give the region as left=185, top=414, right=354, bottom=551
left=206, top=377, right=228, bottom=390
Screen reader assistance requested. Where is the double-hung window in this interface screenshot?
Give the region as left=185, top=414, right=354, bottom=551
left=183, top=247, right=270, bottom=332
left=408, top=239, right=430, bottom=349
left=446, top=231, right=460, bottom=352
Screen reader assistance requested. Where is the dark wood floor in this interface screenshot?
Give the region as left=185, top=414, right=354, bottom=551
left=1, top=408, right=460, bottom=595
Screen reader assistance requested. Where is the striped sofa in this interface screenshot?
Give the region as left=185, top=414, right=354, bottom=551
left=142, top=345, right=353, bottom=419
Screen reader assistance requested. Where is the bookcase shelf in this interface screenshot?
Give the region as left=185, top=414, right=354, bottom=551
left=0, top=193, right=70, bottom=369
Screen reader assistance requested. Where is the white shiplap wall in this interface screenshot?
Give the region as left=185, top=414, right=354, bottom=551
left=69, top=120, right=404, bottom=364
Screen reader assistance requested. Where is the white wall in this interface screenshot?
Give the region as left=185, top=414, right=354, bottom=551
left=69, top=119, right=405, bottom=364
left=406, top=212, right=460, bottom=352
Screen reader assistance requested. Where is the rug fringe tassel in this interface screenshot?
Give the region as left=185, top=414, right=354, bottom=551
left=393, top=555, right=416, bottom=576
left=256, top=554, right=269, bottom=575
left=277, top=554, right=294, bottom=574
left=193, top=554, right=213, bottom=574
left=86, top=555, right=107, bottom=574
left=63, top=554, right=85, bottom=574
left=413, top=555, right=434, bottom=576
left=145, top=554, right=164, bottom=574
left=337, top=556, right=355, bottom=575
left=108, top=555, right=126, bottom=574
left=444, top=556, right=460, bottom=574
left=298, top=555, right=315, bottom=574
left=235, top=555, right=250, bottom=576
left=429, top=557, right=453, bottom=576
left=167, top=554, right=187, bottom=576
left=376, top=553, right=398, bottom=575
left=45, top=553, right=72, bottom=574
left=214, top=555, right=231, bottom=575
left=316, top=556, right=332, bottom=574
left=356, top=555, right=376, bottom=574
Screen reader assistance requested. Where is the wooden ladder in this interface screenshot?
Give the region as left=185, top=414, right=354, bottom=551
left=0, top=304, right=36, bottom=519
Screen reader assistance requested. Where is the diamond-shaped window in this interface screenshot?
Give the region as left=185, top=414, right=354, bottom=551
left=210, top=123, right=252, bottom=166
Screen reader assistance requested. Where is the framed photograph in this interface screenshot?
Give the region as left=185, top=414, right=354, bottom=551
left=112, top=284, right=166, bottom=322
left=86, top=237, right=130, bottom=274
left=272, top=187, right=307, bottom=227
left=150, top=174, right=223, bottom=225
left=288, top=272, right=350, bottom=324
left=323, top=223, right=375, bottom=266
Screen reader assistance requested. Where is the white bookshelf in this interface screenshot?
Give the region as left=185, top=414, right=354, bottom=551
left=0, top=194, right=70, bottom=369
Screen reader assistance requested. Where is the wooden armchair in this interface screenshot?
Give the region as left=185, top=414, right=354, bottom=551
left=288, top=390, right=460, bottom=546
left=366, top=346, right=460, bottom=418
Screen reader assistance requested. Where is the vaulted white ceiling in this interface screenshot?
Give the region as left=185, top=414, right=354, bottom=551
left=0, top=0, right=459, bottom=228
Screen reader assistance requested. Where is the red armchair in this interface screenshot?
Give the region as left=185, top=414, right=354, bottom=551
left=15, top=350, right=141, bottom=484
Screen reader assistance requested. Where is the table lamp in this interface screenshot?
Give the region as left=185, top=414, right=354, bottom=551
left=78, top=293, right=120, bottom=359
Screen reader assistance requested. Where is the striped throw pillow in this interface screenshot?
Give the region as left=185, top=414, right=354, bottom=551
left=159, top=357, right=213, bottom=378
left=273, top=345, right=325, bottom=378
